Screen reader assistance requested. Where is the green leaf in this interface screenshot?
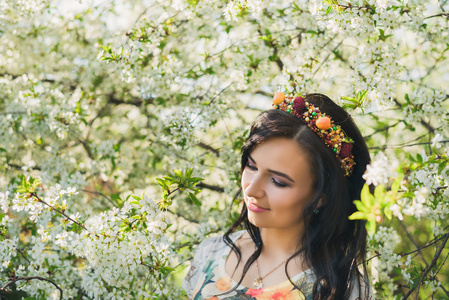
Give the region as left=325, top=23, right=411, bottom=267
left=416, top=153, right=423, bottom=164
left=101, top=45, right=112, bottom=54
left=111, top=194, right=122, bottom=205
left=404, top=93, right=410, bottom=103
left=325, top=6, right=332, bottom=14
left=188, top=193, right=201, bottom=207
left=174, top=170, right=183, bottom=178
left=132, top=195, right=141, bottom=201
left=0, top=147, right=6, bottom=152
left=360, top=184, right=373, bottom=209
left=367, top=220, right=376, bottom=235
left=374, top=185, right=386, bottom=201
left=391, top=176, right=402, bottom=194
left=131, top=215, right=141, bottom=220
left=156, top=178, right=168, bottom=188
left=349, top=211, right=367, bottom=220
left=384, top=206, right=393, bottom=220
left=353, top=200, right=368, bottom=212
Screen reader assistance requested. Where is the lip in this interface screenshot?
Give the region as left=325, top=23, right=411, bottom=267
left=247, top=201, right=270, bottom=213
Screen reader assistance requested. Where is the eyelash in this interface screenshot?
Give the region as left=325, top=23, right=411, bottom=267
left=245, top=162, right=288, bottom=188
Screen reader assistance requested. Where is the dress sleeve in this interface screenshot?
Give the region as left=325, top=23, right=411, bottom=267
left=182, top=236, right=220, bottom=299
left=182, top=242, right=205, bottom=299
left=348, top=276, right=375, bottom=300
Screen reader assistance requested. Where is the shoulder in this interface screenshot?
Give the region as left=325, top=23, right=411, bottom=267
left=196, top=234, right=224, bottom=252
left=196, top=230, right=245, bottom=255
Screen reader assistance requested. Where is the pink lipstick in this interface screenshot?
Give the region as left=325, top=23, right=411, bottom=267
left=247, top=201, right=270, bottom=213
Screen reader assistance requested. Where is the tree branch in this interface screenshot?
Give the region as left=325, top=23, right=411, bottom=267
left=107, top=93, right=153, bottom=107
left=196, top=142, right=219, bottom=156
left=1, top=276, right=63, bottom=300
left=196, top=182, right=224, bottom=193
left=0, top=111, right=27, bottom=115
left=392, top=98, right=436, bottom=134
left=8, top=164, right=41, bottom=171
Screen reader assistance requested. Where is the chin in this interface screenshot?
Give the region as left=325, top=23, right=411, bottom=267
left=247, top=213, right=268, bottom=228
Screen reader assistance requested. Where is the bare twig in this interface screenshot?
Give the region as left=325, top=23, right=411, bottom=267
left=82, top=189, right=115, bottom=206
left=399, top=220, right=428, bottom=267
left=16, top=248, right=31, bottom=264
left=435, top=251, right=449, bottom=276
left=77, top=138, right=94, bottom=160
left=363, top=121, right=401, bottom=140
left=402, top=233, right=449, bottom=299
left=312, top=38, right=341, bottom=79
left=30, top=192, right=90, bottom=232
left=367, top=233, right=449, bottom=264
left=368, top=139, right=449, bottom=150
left=392, top=98, right=436, bottom=134
left=423, top=12, right=449, bottom=19
left=401, top=233, right=448, bottom=258
left=141, top=262, right=154, bottom=272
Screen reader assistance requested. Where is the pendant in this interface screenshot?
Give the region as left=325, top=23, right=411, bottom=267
left=253, top=277, right=263, bottom=289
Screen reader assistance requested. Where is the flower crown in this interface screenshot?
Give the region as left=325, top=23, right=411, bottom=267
left=271, top=92, right=355, bottom=177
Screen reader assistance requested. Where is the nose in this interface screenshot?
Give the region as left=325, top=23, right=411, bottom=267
left=243, top=173, right=265, bottom=199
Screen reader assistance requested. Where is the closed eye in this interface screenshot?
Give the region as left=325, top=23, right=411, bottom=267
left=272, top=178, right=288, bottom=188
left=246, top=159, right=289, bottom=188
left=245, top=161, right=257, bottom=171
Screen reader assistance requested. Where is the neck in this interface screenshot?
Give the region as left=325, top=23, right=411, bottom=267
left=259, top=225, right=304, bottom=259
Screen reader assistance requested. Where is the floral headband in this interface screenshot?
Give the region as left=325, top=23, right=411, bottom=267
left=271, top=92, right=355, bottom=177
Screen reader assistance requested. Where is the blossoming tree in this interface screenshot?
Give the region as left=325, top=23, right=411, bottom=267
left=1, top=0, right=448, bottom=299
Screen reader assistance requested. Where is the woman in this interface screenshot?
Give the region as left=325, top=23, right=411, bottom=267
left=183, top=93, right=372, bottom=299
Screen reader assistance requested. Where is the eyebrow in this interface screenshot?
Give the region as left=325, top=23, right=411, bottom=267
left=248, top=154, right=296, bottom=183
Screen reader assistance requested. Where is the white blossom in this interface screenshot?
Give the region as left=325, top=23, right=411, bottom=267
left=431, top=133, right=444, bottom=148
left=363, top=152, right=398, bottom=186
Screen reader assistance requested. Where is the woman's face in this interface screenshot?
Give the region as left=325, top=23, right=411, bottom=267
left=241, top=137, right=316, bottom=231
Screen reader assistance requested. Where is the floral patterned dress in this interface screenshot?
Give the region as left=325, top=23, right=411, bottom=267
left=182, top=231, right=372, bottom=300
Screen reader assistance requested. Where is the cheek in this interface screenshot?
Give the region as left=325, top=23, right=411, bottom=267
left=241, top=170, right=247, bottom=188
left=269, top=189, right=309, bottom=209
left=241, top=169, right=251, bottom=189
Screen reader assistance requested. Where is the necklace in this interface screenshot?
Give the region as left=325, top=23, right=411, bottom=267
left=253, top=254, right=288, bottom=289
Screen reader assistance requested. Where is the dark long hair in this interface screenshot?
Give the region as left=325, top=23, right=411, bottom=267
left=223, top=93, right=371, bottom=299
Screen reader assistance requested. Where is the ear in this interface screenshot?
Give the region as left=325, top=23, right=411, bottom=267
left=316, top=196, right=326, bottom=209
